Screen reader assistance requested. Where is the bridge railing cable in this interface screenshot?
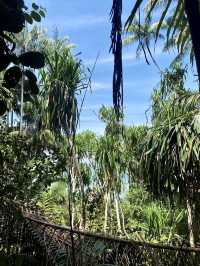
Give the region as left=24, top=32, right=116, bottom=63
left=24, top=213, right=200, bottom=266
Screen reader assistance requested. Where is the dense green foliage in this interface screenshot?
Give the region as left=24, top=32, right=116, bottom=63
left=0, top=1, right=200, bottom=260
left=34, top=62, right=199, bottom=248
left=122, top=184, right=187, bottom=243
left=0, top=129, right=65, bottom=201
left=1, top=62, right=199, bottom=245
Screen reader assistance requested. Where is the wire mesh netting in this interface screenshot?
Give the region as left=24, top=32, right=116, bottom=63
left=1, top=198, right=200, bottom=266
left=25, top=215, right=200, bottom=266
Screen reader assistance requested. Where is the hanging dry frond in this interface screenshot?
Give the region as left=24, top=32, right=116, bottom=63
left=110, top=0, right=123, bottom=118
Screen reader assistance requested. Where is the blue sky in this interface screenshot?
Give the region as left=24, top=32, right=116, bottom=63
left=27, top=0, right=196, bottom=134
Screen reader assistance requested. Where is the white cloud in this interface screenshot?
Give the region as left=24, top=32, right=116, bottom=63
left=82, top=104, right=101, bottom=112
left=92, top=82, right=111, bottom=91
left=123, top=53, right=136, bottom=61
left=80, top=116, right=96, bottom=122
left=85, top=51, right=136, bottom=66
left=91, top=80, right=155, bottom=92
left=84, top=56, right=112, bottom=66
left=85, top=45, right=164, bottom=66
left=45, top=15, right=107, bottom=30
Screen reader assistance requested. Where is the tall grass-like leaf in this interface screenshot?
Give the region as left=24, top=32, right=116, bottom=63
left=155, top=0, right=173, bottom=42
left=125, top=0, right=144, bottom=28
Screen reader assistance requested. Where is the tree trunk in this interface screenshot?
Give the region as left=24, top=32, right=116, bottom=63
left=194, top=191, right=200, bottom=245
left=186, top=198, right=195, bottom=247
left=114, top=192, right=122, bottom=233
left=104, top=191, right=110, bottom=233
left=7, top=112, right=9, bottom=127
left=71, top=165, right=76, bottom=228
left=67, top=138, right=76, bottom=266
left=186, top=187, right=195, bottom=248
left=11, top=111, right=14, bottom=128
left=120, top=203, right=129, bottom=238
left=67, top=136, right=77, bottom=230
left=185, top=0, right=200, bottom=89
left=79, top=176, right=86, bottom=230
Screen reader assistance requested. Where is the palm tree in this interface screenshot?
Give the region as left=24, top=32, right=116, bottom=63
left=123, top=16, right=193, bottom=68
left=38, top=36, right=90, bottom=237
left=141, top=65, right=200, bottom=247
left=78, top=163, right=92, bottom=230
left=96, top=106, right=126, bottom=235
left=126, top=0, right=200, bottom=88
left=96, top=136, right=122, bottom=233
left=123, top=20, right=164, bottom=66
left=38, top=37, right=86, bottom=136
left=123, top=125, right=147, bottom=184
left=161, top=15, right=193, bottom=66
left=75, top=131, right=98, bottom=230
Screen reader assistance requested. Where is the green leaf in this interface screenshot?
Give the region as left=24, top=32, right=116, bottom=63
left=171, top=5, right=185, bottom=40
left=166, top=1, right=182, bottom=42
left=180, top=28, right=190, bottom=53
left=39, top=9, right=46, bottom=18
left=146, top=0, right=159, bottom=21
left=155, top=0, right=173, bottom=42
left=31, top=10, right=41, bottom=22
left=125, top=0, right=143, bottom=28
left=24, top=12, right=33, bottom=24
left=177, top=19, right=187, bottom=52
left=32, top=3, right=39, bottom=10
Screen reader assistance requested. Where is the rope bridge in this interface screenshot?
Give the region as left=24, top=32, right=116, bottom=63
left=1, top=198, right=200, bottom=266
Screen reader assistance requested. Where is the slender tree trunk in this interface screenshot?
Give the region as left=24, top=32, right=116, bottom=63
left=120, top=203, right=129, bottom=238
left=186, top=188, right=195, bottom=247
left=68, top=135, right=78, bottom=229
left=67, top=135, right=76, bottom=266
left=186, top=199, right=195, bottom=247
left=71, top=164, right=76, bottom=228
left=185, top=0, right=200, bottom=89
left=114, top=192, right=122, bottom=233
left=20, top=72, right=24, bottom=132
left=79, top=177, right=86, bottom=230
left=7, top=112, right=9, bottom=127
left=194, top=191, right=200, bottom=245
left=104, top=191, right=110, bottom=233
left=11, top=111, right=14, bottom=128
